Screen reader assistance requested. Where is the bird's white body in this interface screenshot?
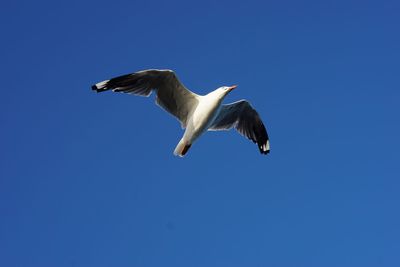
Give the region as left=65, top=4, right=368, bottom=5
left=184, top=93, right=223, bottom=142
left=92, top=69, right=270, bottom=157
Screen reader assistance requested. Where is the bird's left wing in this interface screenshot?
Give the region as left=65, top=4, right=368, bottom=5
left=208, top=100, right=270, bottom=154
left=92, top=69, right=199, bottom=128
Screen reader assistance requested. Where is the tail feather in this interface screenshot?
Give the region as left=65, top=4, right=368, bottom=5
left=174, top=139, right=191, bottom=157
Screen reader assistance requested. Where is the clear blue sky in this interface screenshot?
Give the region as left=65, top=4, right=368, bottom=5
left=1, top=0, right=399, bottom=266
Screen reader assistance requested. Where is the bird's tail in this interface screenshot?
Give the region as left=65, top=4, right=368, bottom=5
left=173, top=138, right=191, bottom=157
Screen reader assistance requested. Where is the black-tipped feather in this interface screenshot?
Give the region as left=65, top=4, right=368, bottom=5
left=91, top=69, right=199, bottom=128
left=209, top=100, right=270, bottom=154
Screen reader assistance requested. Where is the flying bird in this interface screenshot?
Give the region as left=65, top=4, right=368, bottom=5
left=91, top=69, right=270, bottom=157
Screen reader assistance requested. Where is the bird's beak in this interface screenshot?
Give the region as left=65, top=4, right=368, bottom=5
left=228, top=85, right=238, bottom=92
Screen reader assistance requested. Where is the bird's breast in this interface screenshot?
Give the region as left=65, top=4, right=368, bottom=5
left=190, top=98, right=221, bottom=133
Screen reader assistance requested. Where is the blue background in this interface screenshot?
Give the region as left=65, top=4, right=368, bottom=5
left=1, top=0, right=399, bottom=266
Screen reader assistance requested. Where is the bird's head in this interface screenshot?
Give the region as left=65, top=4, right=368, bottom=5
left=216, top=85, right=237, bottom=98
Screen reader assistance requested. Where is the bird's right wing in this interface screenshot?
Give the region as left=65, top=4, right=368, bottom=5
left=209, top=100, right=270, bottom=154
left=92, top=69, right=199, bottom=128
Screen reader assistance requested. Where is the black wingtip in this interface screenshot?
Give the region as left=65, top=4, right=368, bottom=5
left=258, top=142, right=270, bottom=155
left=91, top=85, right=98, bottom=91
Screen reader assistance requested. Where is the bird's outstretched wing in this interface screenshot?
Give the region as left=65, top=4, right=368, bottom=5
left=92, top=69, right=199, bottom=128
left=209, top=100, right=270, bottom=154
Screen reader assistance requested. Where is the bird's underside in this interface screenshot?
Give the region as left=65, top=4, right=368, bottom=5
left=92, top=69, right=270, bottom=156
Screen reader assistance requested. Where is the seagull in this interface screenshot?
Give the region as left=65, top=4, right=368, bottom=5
left=91, top=69, right=270, bottom=157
